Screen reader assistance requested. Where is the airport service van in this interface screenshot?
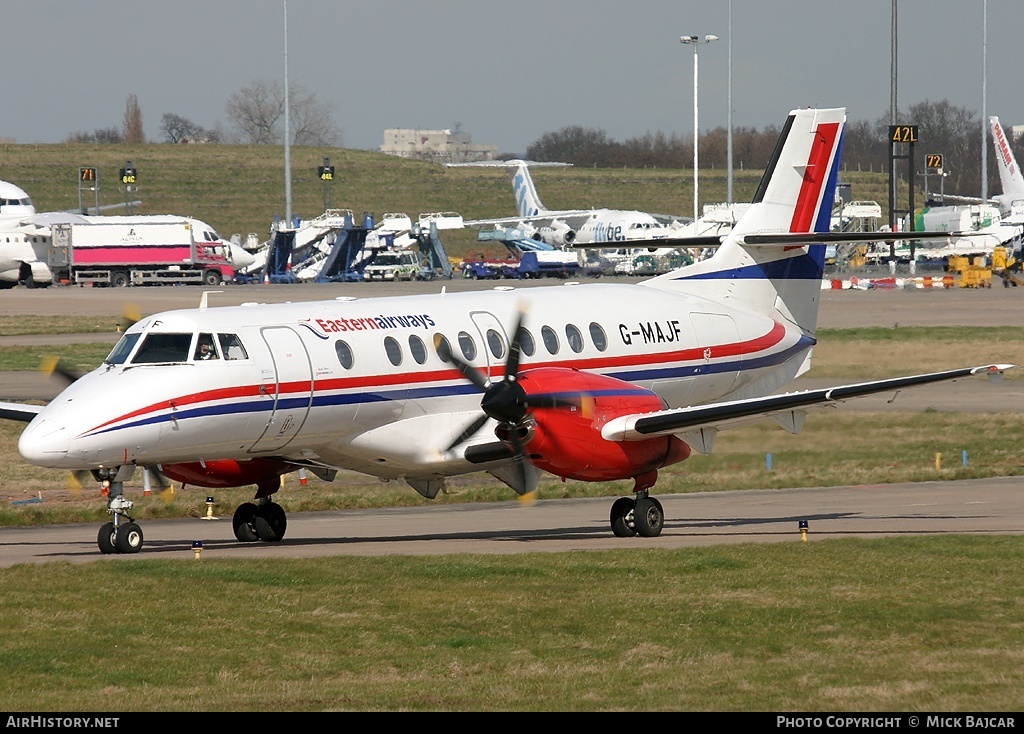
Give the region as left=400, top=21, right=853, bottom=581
left=362, top=249, right=421, bottom=281
left=49, top=221, right=235, bottom=287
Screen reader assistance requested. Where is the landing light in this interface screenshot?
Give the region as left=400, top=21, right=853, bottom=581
left=799, top=520, right=809, bottom=542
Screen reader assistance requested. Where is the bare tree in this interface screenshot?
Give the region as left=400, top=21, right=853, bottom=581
left=225, top=78, right=340, bottom=145
left=526, top=126, right=613, bottom=164
left=122, top=93, right=145, bottom=144
left=66, top=127, right=123, bottom=144
left=160, top=113, right=218, bottom=143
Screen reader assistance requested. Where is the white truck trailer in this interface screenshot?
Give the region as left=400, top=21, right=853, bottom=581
left=49, top=221, right=236, bottom=287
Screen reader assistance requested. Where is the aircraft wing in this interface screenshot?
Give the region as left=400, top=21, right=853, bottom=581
left=461, top=364, right=1014, bottom=465
left=649, top=212, right=692, bottom=226
left=930, top=194, right=990, bottom=206
left=16, top=211, right=92, bottom=229
left=14, top=206, right=143, bottom=231
left=599, top=364, right=1013, bottom=450
left=464, top=211, right=594, bottom=231
left=0, top=402, right=44, bottom=423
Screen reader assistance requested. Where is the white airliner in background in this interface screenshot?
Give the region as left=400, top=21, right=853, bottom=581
left=936, top=116, right=1024, bottom=224
left=0, top=107, right=1009, bottom=556
left=462, top=159, right=688, bottom=246
left=0, top=179, right=255, bottom=287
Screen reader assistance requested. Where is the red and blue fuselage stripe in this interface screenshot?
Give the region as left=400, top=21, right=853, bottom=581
left=76, top=322, right=808, bottom=440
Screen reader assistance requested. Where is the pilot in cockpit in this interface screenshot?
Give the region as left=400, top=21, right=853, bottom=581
left=196, top=336, right=218, bottom=360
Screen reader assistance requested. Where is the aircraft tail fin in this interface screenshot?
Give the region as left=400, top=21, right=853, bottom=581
left=990, top=117, right=1024, bottom=202
left=505, top=160, right=547, bottom=218
left=643, top=107, right=846, bottom=337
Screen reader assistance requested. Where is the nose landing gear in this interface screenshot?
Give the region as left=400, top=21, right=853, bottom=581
left=95, top=470, right=144, bottom=554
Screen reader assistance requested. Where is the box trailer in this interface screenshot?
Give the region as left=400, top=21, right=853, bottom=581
left=49, top=221, right=234, bottom=287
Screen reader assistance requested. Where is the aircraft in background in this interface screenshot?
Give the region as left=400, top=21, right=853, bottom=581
left=934, top=117, right=1024, bottom=225
left=462, top=159, right=689, bottom=246
left=0, top=107, right=1009, bottom=556
left=0, top=179, right=254, bottom=288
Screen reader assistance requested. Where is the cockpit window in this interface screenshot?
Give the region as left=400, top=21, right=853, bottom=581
left=218, top=333, right=248, bottom=360
left=195, top=333, right=219, bottom=361
left=131, top=333, right=192, bottom=364
left=105, top=333, right=141, bottom=365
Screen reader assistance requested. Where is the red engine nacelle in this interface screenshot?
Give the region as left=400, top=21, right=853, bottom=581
left=160, top=457, right=294, bottom=497
left=507, top=367, right=691, bottom=487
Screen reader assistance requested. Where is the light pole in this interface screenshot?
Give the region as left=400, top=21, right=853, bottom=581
left=680, top=34, right=718, bottom=229
left=981, top=0, right=988, bottom=204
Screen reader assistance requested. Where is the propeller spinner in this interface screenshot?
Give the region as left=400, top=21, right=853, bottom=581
left=442, top=311, right=582, bottom=491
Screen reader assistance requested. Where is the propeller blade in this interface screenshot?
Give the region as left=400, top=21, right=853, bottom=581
left=41, top=357, right=82, bottom=386
left=449, top=352, right=491, bottom=391
left=444, top=413, right=491, bottom=453
left=66, top=470, right=91, bottom=495
left=146, top=465, right=171, bottom=490
left=435, top=333, right=490, bottom=391
left=504, top=309, right=527, bottom=379
left=118, top=304, right=141, bottom=332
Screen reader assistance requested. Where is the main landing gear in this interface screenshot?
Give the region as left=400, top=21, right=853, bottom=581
left=231, top=499, right=288, bottom=543
left=609, top=490, right=665, bottom=538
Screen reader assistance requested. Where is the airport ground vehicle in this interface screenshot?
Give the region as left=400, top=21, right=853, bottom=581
left=362, top=249, right=421, bottom=281
left=49, top=221, right=234, bottom=287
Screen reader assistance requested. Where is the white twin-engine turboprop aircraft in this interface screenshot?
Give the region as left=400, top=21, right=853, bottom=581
left=0, top=107, right=1012, bottom=555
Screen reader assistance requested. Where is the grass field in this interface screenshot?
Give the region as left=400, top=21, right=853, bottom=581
left=1, top=536, right=1023, bottom=712
left=0, top=142, right=903, bottom=261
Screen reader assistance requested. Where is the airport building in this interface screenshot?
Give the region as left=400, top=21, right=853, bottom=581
left=380, top=128, right=498, bottom=163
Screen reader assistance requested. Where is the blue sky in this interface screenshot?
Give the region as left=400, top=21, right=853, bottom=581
left=4, top=1, right=1018, bottom=155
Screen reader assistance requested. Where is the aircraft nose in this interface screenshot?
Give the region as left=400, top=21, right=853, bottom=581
left=18, top=418, right=71, bottom=467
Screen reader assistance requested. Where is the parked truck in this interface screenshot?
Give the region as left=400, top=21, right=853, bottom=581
left=49, top=221, right=236, bottom=287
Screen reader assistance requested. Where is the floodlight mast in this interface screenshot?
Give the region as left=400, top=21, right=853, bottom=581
left=680, top=34, right=719, bottom=227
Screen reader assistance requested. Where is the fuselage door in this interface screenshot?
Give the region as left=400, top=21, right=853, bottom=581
left=249, top=326, right=313, bottom=453
left=469, top=310, right=510, bottom=377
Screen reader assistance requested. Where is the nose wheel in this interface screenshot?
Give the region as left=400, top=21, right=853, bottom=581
left=97, top=483, right=144, bottom=554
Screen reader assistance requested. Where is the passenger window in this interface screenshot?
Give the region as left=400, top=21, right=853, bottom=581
left=335, top=340, right=354, bottom=370
left=218, top=333, right=248, bottom=360
left=434, top=334, right=453, bottom=363
left=458, top=331, right=477, bottom=361
left=384, top=336, right=403, bottom=367
left=486, top=328, right=506, bottom=359
left=541, top=326, right=559, bottom=355
left=132, top=333, right=192, bottom=364
left=195, top=333, right=219, bottom=361
left=565, top=324, right=584, bottom=353
left=408, top=334, right=427, bottom=365
left=589, top=322, right=608, bottom=352
left=519, top=328, right=536, bottom=357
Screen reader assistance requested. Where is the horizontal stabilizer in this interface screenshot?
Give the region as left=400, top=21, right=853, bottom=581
left=570, top=229, right=989, bottom=251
